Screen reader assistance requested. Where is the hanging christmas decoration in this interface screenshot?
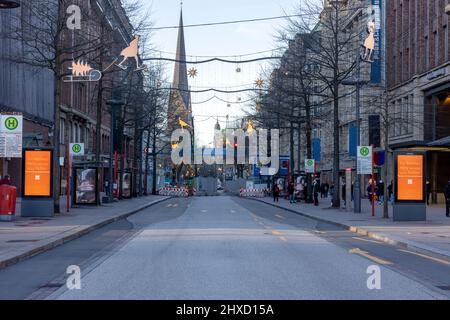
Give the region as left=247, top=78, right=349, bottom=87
left=255, top=78, right=264, bottom=88
left=188, top=67, right=198, bottom=78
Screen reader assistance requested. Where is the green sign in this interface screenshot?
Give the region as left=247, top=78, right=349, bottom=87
left=4, top=117, right=19, bottom=131
left=70, top=143, right=85, bottom=156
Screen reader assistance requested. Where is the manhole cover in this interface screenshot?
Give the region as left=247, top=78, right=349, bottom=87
left=7, top=239, right=39, bottom=243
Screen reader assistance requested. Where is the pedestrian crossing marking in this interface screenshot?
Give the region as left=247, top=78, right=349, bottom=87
left=271, top=230, right=281, bottom=235
left=279, top=237, right=288, bottom=242
left=352, top=237, right=382, bottom=244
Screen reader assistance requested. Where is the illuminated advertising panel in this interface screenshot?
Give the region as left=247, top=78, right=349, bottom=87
left=23, top=149, right=52, bottom=197
left=74, top=168, right=97, bottom=205
left=396, top=154, right=424, bottom=202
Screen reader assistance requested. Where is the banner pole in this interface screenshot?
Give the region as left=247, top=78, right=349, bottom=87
left=66, top=144, right=70, bottom=213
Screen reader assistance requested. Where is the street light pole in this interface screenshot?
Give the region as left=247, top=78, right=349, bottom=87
left=354, top=55, right=362, bottom=213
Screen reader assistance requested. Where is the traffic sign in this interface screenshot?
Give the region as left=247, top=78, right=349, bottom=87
left=357, top=146, right=373, bottom=174
left=70, top=143, right=85, bottom=156
left=305, top=159, right=315, bottom=173
left=0, top=113, right=23, bottom=158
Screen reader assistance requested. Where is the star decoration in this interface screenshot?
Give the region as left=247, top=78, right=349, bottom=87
left=255, top=78, right=264, bottom=88
left=188, top=67, right=198, bottom=78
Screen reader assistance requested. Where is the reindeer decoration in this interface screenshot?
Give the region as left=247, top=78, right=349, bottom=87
left=117, top=35, right=147, bottom=71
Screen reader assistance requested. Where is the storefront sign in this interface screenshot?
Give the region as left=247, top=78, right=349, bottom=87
left=396, top=154, right=424, bottom=202
left=23, top=149, right=52, bottom=197
left=0, top=113, right=23, bottom=158
left=357, top=146, right=373, bottom=174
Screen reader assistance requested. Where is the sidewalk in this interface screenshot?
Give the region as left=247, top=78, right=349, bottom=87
left=0, top=195, right=170, bottom=269
left=250, top=196, right=450, bottom=259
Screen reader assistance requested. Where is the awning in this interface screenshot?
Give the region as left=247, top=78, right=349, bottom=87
left=428, top=136, right=450, bottom=147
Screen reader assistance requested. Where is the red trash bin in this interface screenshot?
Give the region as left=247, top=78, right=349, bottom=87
left=0, top=185, right=17, bottom=221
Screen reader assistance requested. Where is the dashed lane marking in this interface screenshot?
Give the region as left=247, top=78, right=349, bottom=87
left=279, top=237, right=288, bottom=242
left=352, top=237, right=382, bottom=244
left=398, top=249, right=450, bottom=266
left=349, top=248, right=393, bottom=265
left=271, top=230, right=282, bottom=236
left=275, top=214, right=285, bottom=220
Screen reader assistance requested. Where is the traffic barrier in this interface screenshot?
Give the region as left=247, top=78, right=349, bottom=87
left=239, top=188, right=267, bottom=198
left=158, top=187, right=191, bottom=197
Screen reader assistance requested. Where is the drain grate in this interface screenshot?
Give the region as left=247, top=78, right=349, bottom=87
left=7, top=239, right=39, bottom=243
left=436, top=285, right=450, bottom=291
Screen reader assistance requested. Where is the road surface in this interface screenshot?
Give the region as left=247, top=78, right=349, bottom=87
left=0, top=196, right=449, bottom=300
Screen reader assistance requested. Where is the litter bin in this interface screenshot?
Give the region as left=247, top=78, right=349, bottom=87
left=0, top=185, right=17, bottom=221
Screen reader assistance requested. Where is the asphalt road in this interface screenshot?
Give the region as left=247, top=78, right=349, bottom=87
left=1, top=196, right=449, bottom=300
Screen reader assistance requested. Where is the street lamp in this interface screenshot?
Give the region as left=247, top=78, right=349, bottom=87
left=342, top=55, right=369, bottom=214
left=0, top=1, right=20, bottom=9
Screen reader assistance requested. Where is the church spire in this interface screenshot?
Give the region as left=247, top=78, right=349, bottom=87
left=172, top=8, right=190, bottom=108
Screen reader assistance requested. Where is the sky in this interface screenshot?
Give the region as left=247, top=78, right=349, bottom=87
left=145, top=0, right=300, bottom=146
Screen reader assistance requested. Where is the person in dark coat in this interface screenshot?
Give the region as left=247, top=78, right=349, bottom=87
left=288, top=182, right=296, bottom=204
left=272, top=184, right=280, bottom=203
left=426, top=180, right=431, bottom=205
left=444, top=180, right=450, bottom=217
left=388, top=181, right=394, bottom=204
left=313, top=179, right=320, bottom=206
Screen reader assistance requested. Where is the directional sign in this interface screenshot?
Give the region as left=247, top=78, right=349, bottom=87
left=0, top=113, right=23, bottom=158
left=305, top=159, right=315, bottom=173
left=357, top=146, right=373, bottom=174
left=70, top=143, right=85, bottom=156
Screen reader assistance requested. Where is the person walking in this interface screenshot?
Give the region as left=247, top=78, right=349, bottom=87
left=313, top=178, right=320, bottom=206
left=444, top=180, right=450, bottom=217
left=288, top=181, right=296, bottom=204
left=272, top=184, right=280, bottom=203
left=377, top=180, right=385, bottom=205
left=426, top=180, right=431, bottom=205
left=388, top=181, right=394, bottom=204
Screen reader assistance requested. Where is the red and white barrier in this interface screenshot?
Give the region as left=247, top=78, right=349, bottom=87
left=239, top=188, right=267, bottom=198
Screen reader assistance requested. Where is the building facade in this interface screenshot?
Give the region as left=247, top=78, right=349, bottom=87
left=387, top=0, right=450, bottom=203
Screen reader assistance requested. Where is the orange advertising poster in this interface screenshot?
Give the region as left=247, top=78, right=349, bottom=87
left=397, top=154, right=424, bottom=201
left=24, top=150, right=51, bottom=197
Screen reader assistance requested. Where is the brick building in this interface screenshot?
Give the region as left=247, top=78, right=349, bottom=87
left=387, top=0, right=450, bottom=203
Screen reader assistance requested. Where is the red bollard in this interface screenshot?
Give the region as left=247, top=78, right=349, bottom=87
left=0, top=185, right=17, bottom=221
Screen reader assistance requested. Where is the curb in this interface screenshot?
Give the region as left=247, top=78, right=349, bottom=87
left=245, top=197, right=450, bottom=260
left=0, top=197, right=171, bottom=270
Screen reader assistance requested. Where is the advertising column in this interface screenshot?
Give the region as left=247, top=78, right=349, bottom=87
left=393, top=151, right=426, bottom=221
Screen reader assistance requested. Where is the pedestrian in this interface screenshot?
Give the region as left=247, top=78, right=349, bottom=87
left=377, top=180, right=385, bottom=205
left=320, top=182, right=326, bottom=198
left=342, top=179, right=346, bottom=207
left=272, top=184, right=280, bottom=203
left=288, top=181, right=296, bottom=204
left=0, top=174, right=11, bottom=185
left=388, top=181, right=394, bottom=204
left=324, top=182, right=329, bottom=198
left=367, top=182, right=374, bottom=204
left=313, top=178, right=320, bottom=206
left=426, top=180, right=431, bottom=205
left=444, top=180, right=450, bottom=217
